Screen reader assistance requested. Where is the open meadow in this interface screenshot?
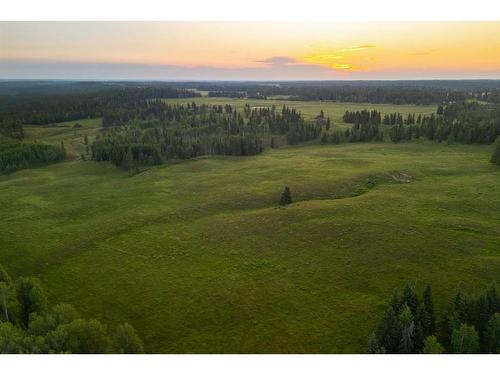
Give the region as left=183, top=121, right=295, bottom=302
left=0, top=100, right=499, bottom=352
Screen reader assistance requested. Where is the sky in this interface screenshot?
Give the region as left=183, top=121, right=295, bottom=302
left=1, top=22, right=499, bottom=80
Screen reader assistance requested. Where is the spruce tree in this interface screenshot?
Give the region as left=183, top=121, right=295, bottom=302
left=484, top=313, right=500, bottom=353
left=423, top=285, right=435, bottom=334
left=403, top=283, right=419, bottom=315
left=16, top=277, right=47, bottom=328
left=376, top=306, right=401, bottom=353
left=451, top=324, right=480, bottom=353
left=398, top=304, right=415, bottom=353
left=423, top=336, right=444, bottom=354
left=279, top=187, right=292, bottom=206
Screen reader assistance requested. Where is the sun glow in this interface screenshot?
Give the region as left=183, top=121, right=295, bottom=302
left=1, top=22, right=499, bottom=79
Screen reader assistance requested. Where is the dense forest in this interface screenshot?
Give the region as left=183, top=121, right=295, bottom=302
left=0, top=84, right=198, bottom=125
left=91, top=102, right=322, bottom=168
left=0, top=139, right=66, bottom=174
left=0, top=264, right=144, bottom=353
left=366, top=283, right=500, bottom=354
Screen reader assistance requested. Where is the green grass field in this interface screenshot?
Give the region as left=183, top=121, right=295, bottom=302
left=1, top=101, right=499, bottom=353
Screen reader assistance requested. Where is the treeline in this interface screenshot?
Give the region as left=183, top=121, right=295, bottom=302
left=0, top=86, right=199, bottom=125
left=0, top=264, right=144, bottom=353
left=336, top=103, right=500, bottom=146
left=343, top=109, right=382, bottom=125
left=208, top=91, right=246, bottom=98
left=92, top=102, right=322, bottom=168
left=366, top=283, right=500, bottom=354
left=171, top=81, right=500, bottom=105
left=291, top=86, right=469, bottom=105
left=387, top=103, right=500, bottom=144
left=0, top=140, right=66, bottom=174
left=321, top=109, right=383, bottom=144
left=202, top=86, right=470, bottom=105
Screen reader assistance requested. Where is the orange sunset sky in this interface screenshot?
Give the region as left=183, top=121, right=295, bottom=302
left=1, top=22, right=499, bottom=80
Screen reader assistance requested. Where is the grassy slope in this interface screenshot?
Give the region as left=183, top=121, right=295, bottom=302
left=1, top=103, right=499, bottom=353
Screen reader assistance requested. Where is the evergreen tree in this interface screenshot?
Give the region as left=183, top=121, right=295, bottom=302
left=376, top=306, right=401, bottom=353
left=423, top=285, right=435, bottom=334
left=414, top=304, right=427, bottom=351
left=390, top=289, right=404, bottom=315
left=279, top=187, right=292, bottom=206
left=451, top=324, right=480, bottom=353
left=423, top=336, right=444, bottom=354
left=398, top=304, right=415, bottom=353
left=484, top=313, right=500, bottom=353
left=403, top=283, right=419, bottom=315
left=16, top=277, right=47, bottom=328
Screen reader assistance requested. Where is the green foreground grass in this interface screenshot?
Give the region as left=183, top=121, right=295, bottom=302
left=1, top=101, right=499, bottom=353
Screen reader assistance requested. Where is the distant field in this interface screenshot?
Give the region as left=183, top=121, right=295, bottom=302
left=1, top=101, right=498, bottom=353
left=164, top=97, right=437, bottom=131
left=24, top=118, right=102, bottom=159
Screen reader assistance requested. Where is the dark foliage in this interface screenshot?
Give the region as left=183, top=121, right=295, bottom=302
left=0, top=264, right=144, bottom=354
left=92, top=102, right=321, bottom=169
left=366, top=283, right=500, bottom=354
left=387, top=102, right=500, bottom=145
left=279, top=186, right=292, bottom=206
left=0, top=84, right=198, bottom=125
left=0, top=140, right=66, bottom=174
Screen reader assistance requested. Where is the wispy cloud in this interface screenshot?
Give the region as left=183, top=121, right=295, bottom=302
left=331, top=64, right=353, bottom=70
left=340, top=45, right=377, bottom=52
left=257, top=56, right=297, bottom=65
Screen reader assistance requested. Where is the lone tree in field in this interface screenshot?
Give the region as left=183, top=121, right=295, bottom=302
left=279, top=186, right=292, bottom=206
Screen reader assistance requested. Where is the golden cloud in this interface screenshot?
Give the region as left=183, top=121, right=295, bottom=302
left=297, top=45, right=376, bottom=71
